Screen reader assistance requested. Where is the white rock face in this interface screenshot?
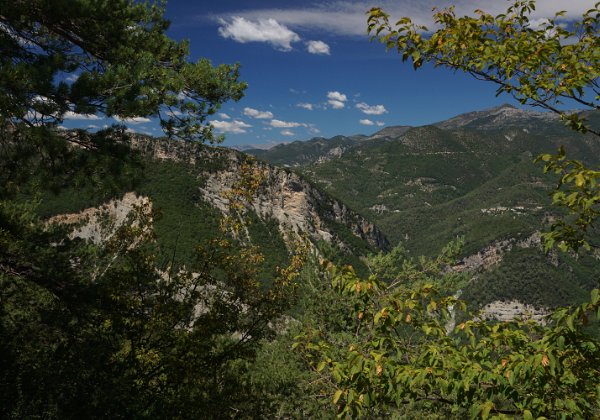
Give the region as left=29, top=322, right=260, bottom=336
left=315, top=146, right=344, bottom=164
left=453, top=232, right=542, bottom=272
left=48, top=192, right=151, bottom=243
left=370, top=204, right=389, bottom=214
left=481, top=300, right=548, bottom=323
left=198, top=151, right=388, bottom=250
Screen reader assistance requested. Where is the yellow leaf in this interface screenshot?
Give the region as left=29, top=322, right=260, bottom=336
left=333, top=389, right=343, bottom=404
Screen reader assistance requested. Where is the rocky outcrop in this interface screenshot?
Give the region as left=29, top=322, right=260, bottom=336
left=315, top=145, right=344, bottom=164
left=453, top=232, right=544, bottom=273
left=451, top=232, right=557, bottom=323
left=198, top=150, right=389, bottom=251
left=480, top=300, right=549, bottom=324
left=48, top=192, right=152, bottom=243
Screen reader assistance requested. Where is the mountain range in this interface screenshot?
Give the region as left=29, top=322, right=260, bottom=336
left=34, top=104, right=600, bottom=318
left=246, top=104, right=600, bottom=312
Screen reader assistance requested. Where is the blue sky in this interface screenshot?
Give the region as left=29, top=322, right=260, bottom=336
left=61, top=0, right=595, bottom=148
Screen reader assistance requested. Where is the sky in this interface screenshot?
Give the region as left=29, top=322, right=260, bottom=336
left=61, top=0, right=596, bottom=148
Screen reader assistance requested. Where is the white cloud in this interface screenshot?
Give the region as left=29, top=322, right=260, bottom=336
left=65, top=74, right=79, bottom=83
left=114, top=116, right=151, bottom=124
left=219, top=113, right=231, bottom=119
left=356, top=102, right=388, bottom=115
left=243, top=107, right=274, bottom=119
left=306, top=40, right=330, bottom=55
left=64, top=111, right=101, bottom=121
left=211, top=119, right=252, bottom=134
left=327, top=91, right=347, bottom=109
left=360, top=119, right=385, bottom=126
left=165, top=109, right=183, bottom=118
left=328, top=91, right=347, bottom=102
left=270, top=119, right=303, bottom=128
left=281, top=129, right=295, bottom=136
left=297, top=103, right=314, bottom=111
left=215, top=1, right=592, bottom=37
left=218, top=16, right=300, bottom=51
left=528, top=18, right=551, bottom=30
left=328, top=100, right=345, bottom=109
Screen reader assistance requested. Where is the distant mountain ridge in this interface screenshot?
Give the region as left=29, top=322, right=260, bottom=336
left=433, top=104, right=558, bottom=130
left=246, top=135, right=368, bottom=167
left=245, top=104, right=600, bottom=168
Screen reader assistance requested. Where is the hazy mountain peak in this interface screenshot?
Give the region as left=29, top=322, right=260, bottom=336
left=434, top=104, right=558, bottom=130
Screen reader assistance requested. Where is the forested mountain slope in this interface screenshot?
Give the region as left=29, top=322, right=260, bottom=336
left=31, top=135, right=389, bottom=278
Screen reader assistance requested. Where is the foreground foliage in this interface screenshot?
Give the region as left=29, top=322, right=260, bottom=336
left=297, top=248, right=600, bottom=418
left=0, top=0, right=245, bottom=142
left=0, top=198, right=294, bottom=418
left=0, top=1, right=303, bottom=418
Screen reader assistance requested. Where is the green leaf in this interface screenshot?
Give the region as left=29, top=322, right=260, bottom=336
left=591, top=289, right=599, bottom=305
left=481, top=401, right=493, bottom=419
left=566, top=315, right=575, bottom=331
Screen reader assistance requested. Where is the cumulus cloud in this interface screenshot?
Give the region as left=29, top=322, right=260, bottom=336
left=219, top=112, right=231, bottom=119
left=297, top=103, right=314, bottom=111
left=360, top=119, right=385, bottom=126
left=327, top=91, right=347, bottom=109
left=270, top=119, right=303, bottom=128
left=243, top=107, right=274, bottom=119
left=211, top=119, right=252, bottom=134
left=218, top=16, right=300, bottom=51
left=281, top=129, right=295, bottom=136
left=306, top=40, right=330, bottom=55
left=356, top=102, right=388, bottom=115
left=63, top=111, right=101, bottom=121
